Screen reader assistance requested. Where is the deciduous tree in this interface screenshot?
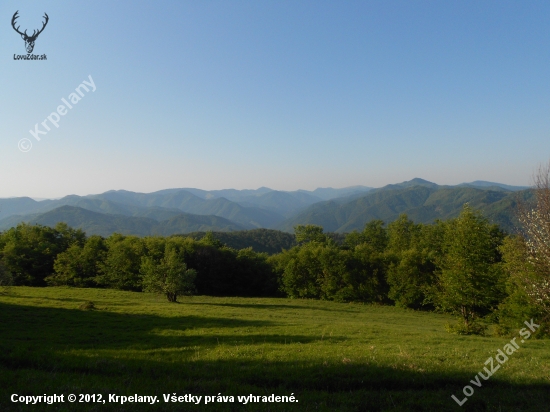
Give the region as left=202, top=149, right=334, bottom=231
left=141, top=240, right=196, bottom=302
left=432, top=205, right=504, bottom=333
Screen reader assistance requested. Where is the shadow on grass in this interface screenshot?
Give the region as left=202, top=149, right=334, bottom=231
left=0, top=302, right=339, bottom=351
left=0, top=302, right=548, bottom=412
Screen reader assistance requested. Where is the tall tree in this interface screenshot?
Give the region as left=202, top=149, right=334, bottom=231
left=432, top=204, right=504, bottom=332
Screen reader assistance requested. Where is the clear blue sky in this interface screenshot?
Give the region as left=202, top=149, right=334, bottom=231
left=1, top=0, right=549, bottom=198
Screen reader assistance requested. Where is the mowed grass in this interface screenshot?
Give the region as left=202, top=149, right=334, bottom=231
left=0, top=287, right=549, bottom=411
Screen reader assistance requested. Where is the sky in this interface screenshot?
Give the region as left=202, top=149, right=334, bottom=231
left=1, top=0, right=549, bottom=198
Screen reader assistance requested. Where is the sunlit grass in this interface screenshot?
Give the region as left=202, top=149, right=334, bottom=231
left=1, top=287, right=549, bottom=411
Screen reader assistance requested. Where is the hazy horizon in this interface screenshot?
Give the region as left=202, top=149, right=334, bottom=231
left=0, top=177, right=530, bottom=201
left=2, top=1, right=548, bottom=198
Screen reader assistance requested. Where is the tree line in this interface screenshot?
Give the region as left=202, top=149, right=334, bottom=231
left=0, top=228, right=277, bottom=299
left=1, top=199, right=548, bottom=337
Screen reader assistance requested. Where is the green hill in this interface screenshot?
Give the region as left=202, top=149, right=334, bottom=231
left=0, top=206, right=246, bottom=237
left=278, top=181, right=527, bottom=233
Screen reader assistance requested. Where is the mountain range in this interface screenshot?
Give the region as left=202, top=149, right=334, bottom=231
left=0, top=180, right=529, bottom=236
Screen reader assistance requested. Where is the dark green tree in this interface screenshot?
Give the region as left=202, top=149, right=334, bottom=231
left=345, top=220, right=388, bottom=252
left=0, top=223, right=78, bottom=286
left=234, top=248, right=279, bottom=296
left=47, top=235, right=107, bottom=287
left=387, top=214, right=419, bottom=254
left=279, top=243, right=323, bottom=298
left=386, top=222, right=444, bottom=309
left=97, top=234, right=145, bottom=291
left=294, top=225, right=328, bottom=245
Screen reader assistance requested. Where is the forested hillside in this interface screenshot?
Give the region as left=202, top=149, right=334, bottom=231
left=278, top=181, right=529, bottom=233
left=183, top=229, right=295, bottom=254
left=0, top=180, right=530, bottom=236
left=0, top=206, right=246, bottom=237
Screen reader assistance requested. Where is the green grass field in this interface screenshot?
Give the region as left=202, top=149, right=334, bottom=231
left=0, top=287, right=548, bottom=411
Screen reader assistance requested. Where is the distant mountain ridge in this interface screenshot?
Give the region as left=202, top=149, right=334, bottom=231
left=276, top=179, right=530, bottom=233
left=457, top=180, right=529, bottom=192
left=0, top=180, right=529, bottom=236
left=0, top=185, right=373, bottom=227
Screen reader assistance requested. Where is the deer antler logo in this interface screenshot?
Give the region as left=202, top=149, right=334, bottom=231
left=11, top=11, right=49, bottom=54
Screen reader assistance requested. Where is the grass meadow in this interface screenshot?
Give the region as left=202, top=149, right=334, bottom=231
left=0, top=287, right=549, bottom=411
